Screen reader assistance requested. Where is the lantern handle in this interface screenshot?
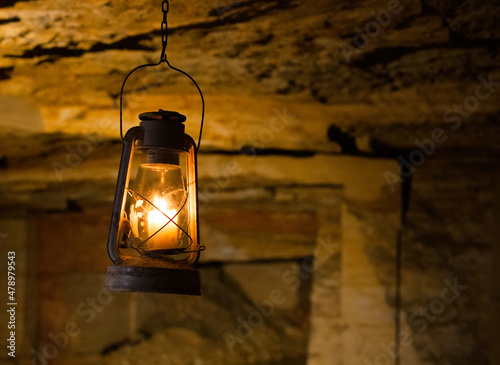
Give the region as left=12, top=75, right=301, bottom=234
left=119, top=0, right=205, bottom=153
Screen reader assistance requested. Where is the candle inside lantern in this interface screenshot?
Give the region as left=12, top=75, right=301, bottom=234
left=147, top=196, right=179, bottom=250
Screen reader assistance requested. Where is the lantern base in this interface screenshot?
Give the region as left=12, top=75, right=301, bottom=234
left=105, top=259, right=200, bottom=295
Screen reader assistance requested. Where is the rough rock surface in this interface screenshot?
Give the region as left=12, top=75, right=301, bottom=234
left=0, top=0, right=499, bottom=364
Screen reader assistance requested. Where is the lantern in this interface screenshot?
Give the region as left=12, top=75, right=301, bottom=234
left=103, top=0, right=205, bottom=294
left=105, top=110, right=202, bottom=294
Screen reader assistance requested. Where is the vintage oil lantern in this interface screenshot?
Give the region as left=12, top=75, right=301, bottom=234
left=104, top=0, right=205, bottom=295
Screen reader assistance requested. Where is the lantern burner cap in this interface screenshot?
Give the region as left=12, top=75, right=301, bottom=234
left=139, top=109, right=186, bottom=151
left=139, top=110, right=186, bottom=123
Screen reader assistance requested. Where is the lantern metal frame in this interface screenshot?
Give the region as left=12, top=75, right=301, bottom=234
left=104, top=0, right=205, bottom=295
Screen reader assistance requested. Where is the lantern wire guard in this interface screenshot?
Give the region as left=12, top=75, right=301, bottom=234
left=105, top=0, right=205, bottom=295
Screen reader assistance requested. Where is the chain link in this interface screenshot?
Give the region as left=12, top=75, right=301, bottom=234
left=160, top=0, right=169, bottom=61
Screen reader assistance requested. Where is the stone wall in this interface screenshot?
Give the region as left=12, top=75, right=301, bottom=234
left=0, top=0, right=499, bottom=364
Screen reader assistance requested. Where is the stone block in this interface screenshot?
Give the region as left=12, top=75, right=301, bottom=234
left=38, top=272, right=132, bottom=357
left=343, top=326, right=396, bottom=365
left=222, top=262, right=308, bottom=311
left=37, top=210, right=113, bottom=274
left=200, top=204, right=318, bottom=262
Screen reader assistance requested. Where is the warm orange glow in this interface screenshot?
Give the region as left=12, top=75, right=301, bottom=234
left=147, top=196, right=179, bottom=250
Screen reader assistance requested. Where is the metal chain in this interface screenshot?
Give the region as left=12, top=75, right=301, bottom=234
left=160, top=0, right=169, bottom=62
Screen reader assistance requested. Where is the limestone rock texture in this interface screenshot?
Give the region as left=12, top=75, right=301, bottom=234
left=0, top=0, right=499, bottom=365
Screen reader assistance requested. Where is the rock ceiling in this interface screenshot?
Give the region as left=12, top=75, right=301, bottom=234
left=0, top=0, right=499, bottom=211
